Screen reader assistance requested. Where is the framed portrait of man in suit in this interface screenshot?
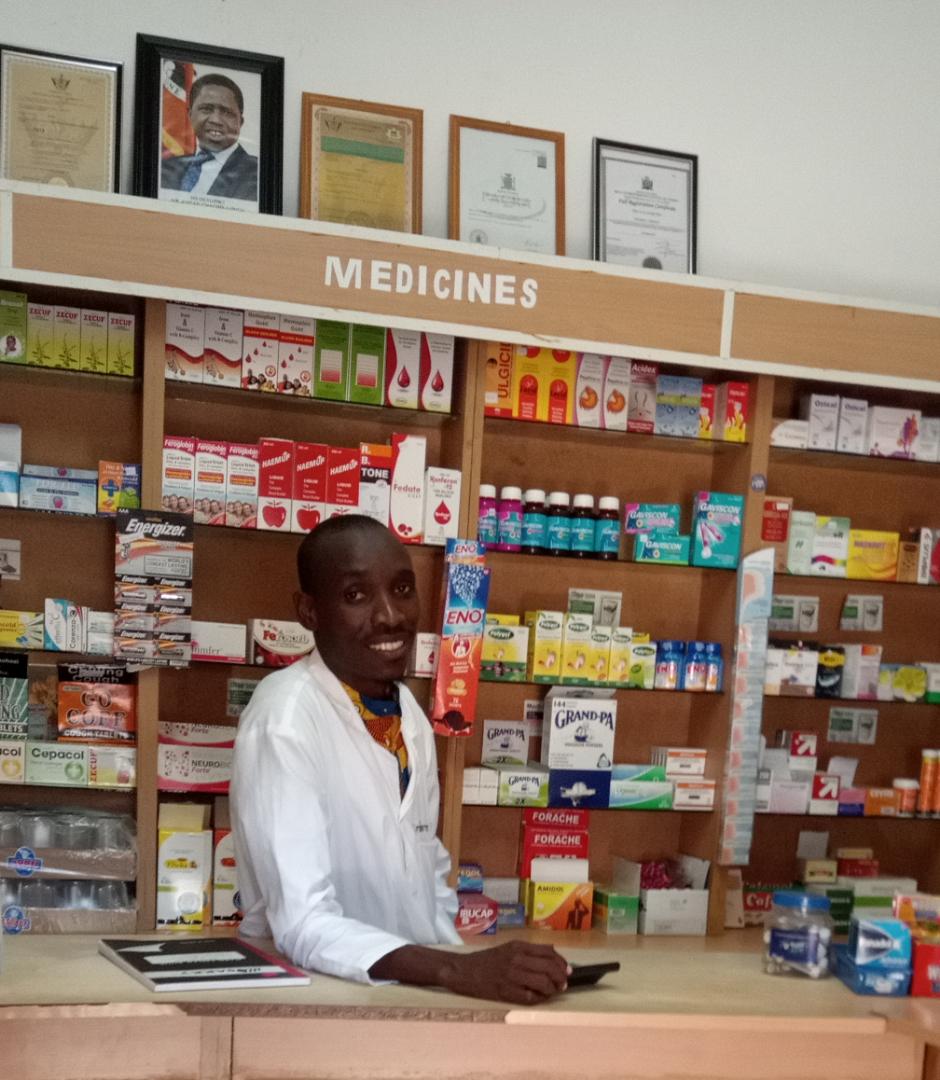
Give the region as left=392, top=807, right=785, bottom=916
left=133, top=35, right=283, bottom=215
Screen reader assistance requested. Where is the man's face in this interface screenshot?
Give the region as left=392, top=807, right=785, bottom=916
left=190, top=84, right=242, bottom=153
left=297, top=529, right=419, bottom=697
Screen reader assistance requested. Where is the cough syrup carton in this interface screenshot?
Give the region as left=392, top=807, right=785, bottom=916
left=257, top=438, right=294, bottom=532
left=291, top=442, right=329, bottom=533
left=574, top=353, right=607, bottom=428
left=542, top=694, right=616, bottom=771
left=691, top=491, right=744, bottom=569
left=627, top=360, right=658, bottom=434
left=26, top=302, right=54, bottom=367
left=325, top=446, right=361, bottom=519
left=224, top=443, right=259, bottom=529
left=165, top=302, right=205, bottom=382
left=161, top=436, right=196, bottom=517
left=484, top=342, right=514, bottom=417
left=156, top=803, right=212, bottom=929
left=389, top=433, right=425, bottom=542
left=79, top=309, right=109, bottom=374
left=386, top=328, right=421, bottom=408
left=715, top=381, right=749, bottom=442
left=53, top=305, right=81, bottom=370
left=431, top=540, right=490, bottom=737
left=107, top=312, right=135, bottom=377
left=0, top=290, right=27, bottom=365
left=241, top=309, right=279, bottom=391
left=419, top=333, right=455, bottom=413
left=524, top=610, right=563, bottom=683
left=358, top=443, right=393, bottom=526
left=313, top=319, right=351, bottom=401
left=602, top=356, right=630, bottom=430
left=423, top=467, right=461, bottom=545
left=193, top=440, right=228, bottom=526
left=348, top=324, right=386, bottom=405
left=203, top=307, right=244, bottom=388
left=277, top=314, right=314, bottom=396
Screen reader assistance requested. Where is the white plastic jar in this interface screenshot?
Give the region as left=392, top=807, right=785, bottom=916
left=763, top=890, right=833, bottom=978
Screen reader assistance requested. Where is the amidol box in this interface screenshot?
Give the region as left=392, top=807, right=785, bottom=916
left=26, top=302, right=54, bottom=367
left=389, top=433, right=425, bottom=542
left=313, top=319, right=351, bottom=401
left=241, top=309, right=279, bottom=391
left=161, top=436, right=196, bottom=517
left=527, top=881, right=594, bottom=930
left=249, top=619, right=314, bottom=667
left=423, top=467, right=461, bottom=545
left=203, top=307, right=244, bottom=388
left=107, top=312, right=135, bottom=377
left=484, top=342, right=514, bottom=417
left=225, top=442, right=259, bottom=529
left=25, top=741, right=88, bottom=787
left=191, top=622, right=246, bottom=664
left=627, top=360, right=658, bottom=434
left=481, top=718, right=529, bottom=766
left=165, top=302, right=205, bottom=382
left=277, top=314, right=314, bottom=395
left=193, top=440, right=228, bottom=526
left=326, top=446, right=360, bottom=519
left=348, top=324, right=386, bottom=405
left=158, top=744, right=233, bottom=793
left=602, top=356, right=630, bottom=430
left=419, top=333, right=454, bottom=412
left=574, top=353, right=607, bottom=428
left=53, top=305, right=81, bottom=369
left=358, top=443, right=392, bottom=527
left=291, top=442, right=329, bottom=533
left=386, top=328, right=421, bottom=408
left=541, top=693, right=616, bottom=771
left=257, top=437, right=294, bottom=532
left=79, top=309, right=108, bottom=374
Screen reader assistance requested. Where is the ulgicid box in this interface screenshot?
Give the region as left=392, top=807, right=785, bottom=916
left=541, top=689, right=616, bottom=771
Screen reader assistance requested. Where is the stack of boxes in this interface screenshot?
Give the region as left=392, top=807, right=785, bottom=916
left=627, top=492, right=744, bottom=569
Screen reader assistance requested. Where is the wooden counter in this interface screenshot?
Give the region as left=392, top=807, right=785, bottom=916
left=3, top=930, right=939, bottom=1079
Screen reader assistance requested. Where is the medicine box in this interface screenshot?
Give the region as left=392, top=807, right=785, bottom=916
left=527, top=881, right=594, bottom=930
left=633, top=532, right=690, bottom=565
left=345, top=324, right=386, bottom=405
left=715, top=381, right=749, bottom=442
left=915, top=417, right=940, bottom=463
left=837, top=398, right=868, bottom=454
left=26, top=301, right=53, bottom=367
left=847, top=530, right=900, bottom=580
left=652, top=746, right=706, bottom=776
left=386, top=329, right=421, bottom=409
left=54, top=306, right=81, bottom=370
left=608, top=765, right=673, bottom=810
left=691, top=491, right=743, bottom=569
left=423, top=467, right=461, bottom=545
left=0, top=290, right=27, bottom=365
left=156, top=803, right=212, bottom=929
left=574, top=352, right=606, bottom=428
left=25, top=741, right=88, bottom=787
left=639, top=888, right=709, bottom=935
left=358, top=443, right=392, bottom=527
left=496, top=763, right=549, bottom=807
left=541, top=693, right=616, bottom=771
left=593, top=886, right=640, bottom=934
left=225, top=443, right=259, bottom=529
left=203, top=307, right=244, bottom=388
left=518, top=824, right=589, bottom=878
left=88, top=745, right=137, bottom=789
left=627, top=641, right=656, bottom=690
left=560, top=613, right=593, bottom=685
left=542, top=349, right=576, bottom=425
left=800, top=393, right=840, bottom=450
left=480, top=719, right=529, bottom=766
left=291, top=441, right=328, bottom=534
left=191, top=622, right=246, bottom=664
left=601, top=355, right=630, bottom=430
left=0, top=610, right=43, bottom=651
left=43, top=598, right=87, bottom=652
left=277, top=315, right=315, bottom=396
left=165, top=302, right=205, bottom=382
left=627, top=360, right=658, bottom=434
left=586, top=624, right=611, bottom=684
left=867, top=406, right=921, bottom=458
left=484, top=342, right=514, bottom=418
left=107, top=312, right=135, bottom=377
left=313, top=319, right=351, bottom=401
left=674, top=780, right=713, bottom=811
left=389, top=433, right=425, bottom=543
left=525, top=610, right=563, bottom=683
left=0, top=740, right=25, bottom=783
left=162, top=436, right=196, bottom=516
left=481, top=624, right=529, bottom=682
left=193, top=440, right=227, bottom=525
left=18, top=470, right=97, bottom=515
left=0, top=654, right=28, bottom=738
left=761, top=496, right=793, bottom=574
left=79, top=309, right=109, bottom=374
left=623, top=502, right=681, bottom=534
left=455, top=893, right=498, bottom=936
left=407, top=632, right=439, bottom=678
left=810, top=515, right=850, bottom=577
left=567, top=588, right=623, bottom=627
left=257, top=438, right=294, bottom=532
left=249, top=619, right=314, bottom=667
left=771, top=418, right=809, bottom=449
left=212, top=828, right=242, bottom=926
left=548, top=768, right=612, bottom=810
left=419, top=332, right=455, bottom=413
left=654, top=374, right=702, bottom=438
left=241, top=309, right=279, bottom=391
left=157, top=745, right=233, bottom=793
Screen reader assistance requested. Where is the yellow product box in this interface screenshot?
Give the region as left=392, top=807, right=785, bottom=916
left=608, top=626, right=634, bottom=688
left=97, top=461, right=123, bottom=515
left=525, top=610, right=563, bottom=683
left=54, top=306, right=82, bottom=370
left=481, top=624, right=530, bottom=682
left=511, top=347, right=576, bottom=424
left=527, top=881, right=594, bottom=930
left=587, top=624, right=612, bottom=685
left=485, top=613, right=521, bottom=626
left=893, top=665, right=927, bottom=703
left=26, top=302, right=55, bottom=367
left=80, top=309, right=109, bottom=374
left=847, top=529, right=900, bottom=581
left=0, top=610, right=44, bottom=650
left=561, top=612, right=593, bottom=685
left=157, top=803, right=213, bottom=929
left=511, top=347, right=545, bottom=422
left=628, top=641, right=657, bottom=690
left=107, top=312, right=136, bottom=377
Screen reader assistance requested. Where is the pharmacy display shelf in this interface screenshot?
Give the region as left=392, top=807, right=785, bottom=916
left=768, top=574, right=939, bottom=593
left=0, top=784, right=134, bottom=813
left=0, top=506, right=111, bottom=524
left=0, top=781, right=136, bottom=795
left=484, top=549, right=738, bottom=575
left=461, top=803, right=715, bottom=814
left=769, top=445, right=940, bottom=476
left=753, top=811, right=938, bottom=821
left=0, top=363, right=139, bottom=393
left=762, top=695, right=940, bottom=708
left=479, top=678, right=723, bottom=695
left=191, top=522, right=452, bottom=554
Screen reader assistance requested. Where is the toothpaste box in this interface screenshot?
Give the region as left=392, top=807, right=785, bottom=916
left=357, top=443, right=393, bottom=527
left=527, top=881, right=594, bottom=930
left=484, top=342, right=514, bottom=417
left=574, top=353, right=607, bottom=428
left=346, top=323, right=386, bottom=405
left=165, top=302, right=205, bottom=382
left=634, top=532, right=691, bottom=565
left=602, top=355, right=630, bottom=430
left=786, top=510, right=817, bottom=575
left=867, top=406, right=921, bottom=459
left=715, top=381, right=749, bottom=443
left=162, top=436, right=196, bottom=517
left=561, top=613, right=594, bottom=685
left=847, top=530, right=900, bottom=581
left=497, top=763, right=550, bottom=807
left=291, top=442, right=329, bottom=533
left=313, top=319, right=351, bottom=401
left=837, top=398, right=869, bottom=454
left=193, top=440, right=228, bottom=526
left=654, top=374, right=702, bottom=438
left=423, top=467, right=461, bottom=545
left=624, top=503, right=682, bottom=534
left=25, top=741, right=88, bottom=786
left=801, top=393, right=840, bottom=450
left=43, top=598, right=87, bottom=652
left=761, top=496, right=794, bottom=574
left=191, top=622, right=246, bottom=664
left=212, top=826, right=242, bottom=926
left=525, top=610, right=564, bottom=683
left=419, top=333, right=455, bottom=413
left=158, top=744, right=233, bottom=793
left=0, top=739, right=25, bottom=783
left=481, top=718, right=529, bottom=766
left=386, top=328, right=421, bottom=409
left=698, top=382, right=716, bottom=439
left=326, top=446, right=361, bottom=520
left=225, top=443, right=259, bottom=529
left=54, top=305, right=82, bottom=369
left=389, top=433, right=425, bottom=542
left=810, top=515, right=850, bottom=577
left=481, top=623, right=529, bottom=682
left=202, top=307, right=244, bottom=388
left=627, top=360, right=658, bottom=434
left=258, top=438, right=294, bottom=532
left=249, top=619, right=314, bottom=667
left=691, top=491, right=743, bottom=569
left=79, top=309, right=109, bottom=374
left=241, top=309, right=279, bottom=391
left=26, top=301, right=53, bottom=367
left=541, top=692, right=616, bottom=771
left=277, top=314, right=315, bottom=396
left=107, top=312, right=135, bottom=377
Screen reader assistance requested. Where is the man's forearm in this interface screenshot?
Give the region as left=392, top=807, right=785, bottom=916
left=368, top=944, right=459, bottom=989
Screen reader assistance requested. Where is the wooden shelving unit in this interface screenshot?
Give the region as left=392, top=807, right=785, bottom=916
left=1, top=181, right=939, bottom=930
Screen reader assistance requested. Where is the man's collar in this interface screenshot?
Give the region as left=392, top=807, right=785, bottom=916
left=198, top=141, right=240, bottom=166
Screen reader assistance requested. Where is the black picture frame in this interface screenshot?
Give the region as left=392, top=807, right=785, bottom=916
left=592, top=137, right=697, bottom=274
left=133, top=34, right=283, bottom=215
left=0, top=43, right=122, bottom=193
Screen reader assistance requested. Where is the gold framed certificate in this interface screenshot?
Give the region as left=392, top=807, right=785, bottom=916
left=449, top=115, right=565, bottom=256
left=300, top=93, right=423, bottom=233
left=0, top=45, right=122, bottom=192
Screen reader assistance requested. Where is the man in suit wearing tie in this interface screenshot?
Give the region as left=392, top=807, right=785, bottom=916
left=161, top=73, right=258, bottom=203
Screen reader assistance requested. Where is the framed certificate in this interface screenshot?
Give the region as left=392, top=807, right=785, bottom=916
left=300, top=94, right=422, bottom=233
left=133, top=34, right=284, bottom=215
left=0, top=44, right=122, bottom=192
left=593, top=138, right=697, bottom=273
left=449, top=115, right=565, bottom=256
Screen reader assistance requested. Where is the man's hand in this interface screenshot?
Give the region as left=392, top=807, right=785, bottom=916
left=370, top=941, right=570, bottom=1004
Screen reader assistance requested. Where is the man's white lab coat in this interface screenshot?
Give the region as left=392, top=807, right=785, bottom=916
left=230, top=650, right=460, bottom=983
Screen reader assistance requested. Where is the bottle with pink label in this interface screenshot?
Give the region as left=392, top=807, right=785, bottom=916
left=497, top=486, right=523, bottom=552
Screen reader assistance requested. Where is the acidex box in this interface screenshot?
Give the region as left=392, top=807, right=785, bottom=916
left=541, top=693, right=616, bottom=771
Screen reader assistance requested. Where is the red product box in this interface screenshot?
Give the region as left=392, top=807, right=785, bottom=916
left=519, top=827, right=590, bottom=879
left=292, top=442, right=329, bottom=534
left=789, top=731, right=818, bottom=759
left=912, top=941, right=940, bottom=997
left=258, top=438, right=294, bottom=532
left=326, top=447, right=360, bottom=519
left=455, top=892, right=498, bottom=936
left=626, top=360, right=658, bottom=434
left=523, top=808, right=590, bottom=831
left=836, top=858, right=881, bottom=878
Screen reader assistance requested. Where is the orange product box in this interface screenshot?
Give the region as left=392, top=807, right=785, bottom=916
left=484, top=342, right=514, bottom=417
left=97, top=460, right=123, bottom=515
left=511, top=347, right=575, bottom=424
left=56, top=663, right=137, bottom=744
left=526, top=881, right=594, bottom=930
left=864, top=788, right=897, bottom=817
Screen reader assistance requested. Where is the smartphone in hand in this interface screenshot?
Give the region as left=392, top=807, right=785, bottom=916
left=566, top=961, right=620, bottom=988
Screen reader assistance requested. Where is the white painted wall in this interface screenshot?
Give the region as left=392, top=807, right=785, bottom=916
left=5, top=1, right=939, bottom=305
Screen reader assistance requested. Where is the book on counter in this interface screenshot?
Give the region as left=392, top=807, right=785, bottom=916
left=98, top=936, right=311, bottom=992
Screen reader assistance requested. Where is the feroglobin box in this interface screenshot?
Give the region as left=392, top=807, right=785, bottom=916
left=313, top=319, right=351, bottom=401
left=225, top=443, right=259, bottom=529
left=107, top=312, right=135, bottom=377
left=161, top=436, right=196, bottom=516
left=602, top=356, right=630, bottom=431
left=419, top=332, right=454, bottom=412
left=291, top=442, right=329, bottom=533
left=257, top=438, right=294, bottom=532
left=574, top=353, right=607, bottom=428
left=484, top=342, right=514, bottom=417
left=358, top=443, right=393, bottom=526
left=53, top=305, right=82, bottom=370
left=348, top=324, right=386, bottom=405
left=165, top=302, right=205, bottom=382
left=193, top=440, right=228, bottom=526
left=386, top=328, right=421, bottom=408
left=241, top=309, right=279, bottom=391
left=389, top=433, right=426, bottom=543
left=277, top=314, right=315, bottom=396
left=423, top=467, right=461, bottom=545
left=203, top=307, right=244, bottom=388
left=79, top=309, right=109, bottom=374
left=627, top=360, right=658, bottom=433
left=326, top=447, right=361, bottom=519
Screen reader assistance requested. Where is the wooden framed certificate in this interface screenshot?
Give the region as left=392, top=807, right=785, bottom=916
left=300, top=94, right=422, bottom=233
left=449, top=115, right=565, bottom=256
left=593, top=138, right=697, bottom=273
left=0, top=44, right=122, bottom=192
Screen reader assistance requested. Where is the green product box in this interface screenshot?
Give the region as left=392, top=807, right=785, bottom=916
left=593, top=887, right=640, bottom=934
left=27, top=302, right=54, bottom=366
left=25, top=741, right=89, bottom=787
left=481, top=624, right=529, bottom=682
left=107, top=313, right=136, bottom=376
left=347, top=324, right=386, bottom=405
left=633, top=532, right=691, bottom=565
left=313, top=319, right=351, bottom=401
left=0, top=290, right=28, bottom=365
left=496, top=763, right=549, bottom=807
left=54, top=306, right=82, bottom=369
left=80, top=310, right=109, bottom=374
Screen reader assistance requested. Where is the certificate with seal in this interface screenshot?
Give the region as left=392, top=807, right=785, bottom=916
left=300, top=94, right=423, bottom=233
left=0, top=46, right=122, bottom=192
left=593, top=138, right=697, bottom=273
left=450, top=116, right=565, bottom=255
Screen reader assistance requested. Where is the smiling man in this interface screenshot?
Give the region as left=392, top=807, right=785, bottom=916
left=161, top=73, right=258, bottom=202
left=231, top=516, right=569, bottom=1003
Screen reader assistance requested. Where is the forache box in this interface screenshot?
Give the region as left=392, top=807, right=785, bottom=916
left=291, top=442, right=329, bottom=533
left=257, top=438, right=294, bottom=532
left=203, top=307, right=244, bottom=388
left=358, top=443, right=392, bottom=526
left=193, top=440, right=227, bottom=525
left=627, top=360, right=658, bottom=434
left=241, top=309, right=279, bottom=391
left=484, top=342, right=514, bottom=417
left=165, top=302, right=205, bottom=382
left=519, top=826, right=590, bottom=878
left=225, top=443, right=259, bottom=529
left=325, top=446, right=360, bottom=519
left=419, top=332, right=454, bottom=413
left=249, top=619, right=314, bottom=667
left=162, top=436, right=196, bottom=517
left=277, top=314, right=315, bottom=396
left=313, top=319, right=351, bottom=401
left=389, top=433, right=425, bottom=543
left=386, top=328, right=421, bottom=408
left=348, top=323, right=386, bottom=405
left=541, top=694, right=616, bottom=771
